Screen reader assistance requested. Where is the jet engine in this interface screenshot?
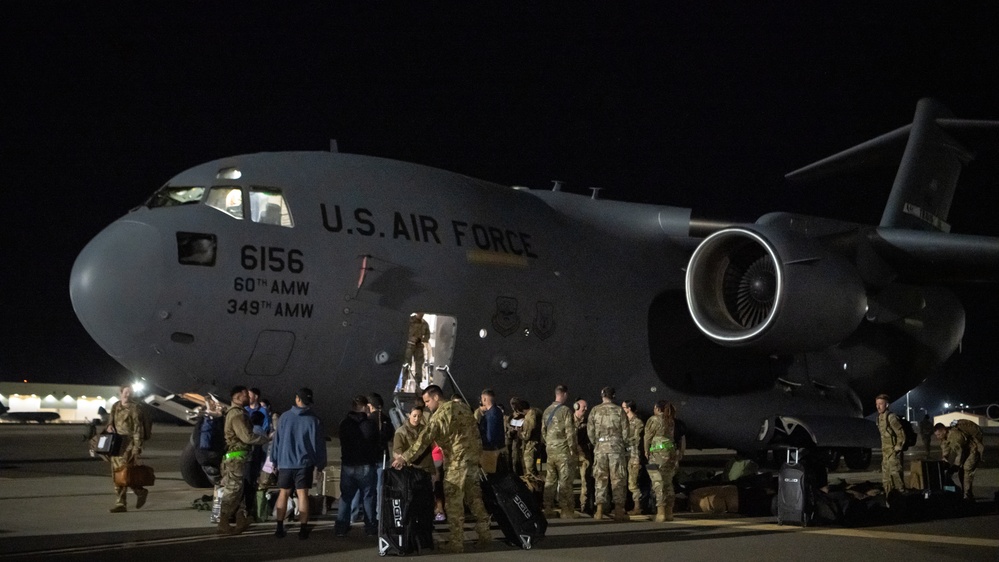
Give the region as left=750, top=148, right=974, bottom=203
left=686, top=227, right=867, bottom=353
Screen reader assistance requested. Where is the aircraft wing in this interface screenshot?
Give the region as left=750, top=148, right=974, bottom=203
left=869, top=228, right=999, bottom=282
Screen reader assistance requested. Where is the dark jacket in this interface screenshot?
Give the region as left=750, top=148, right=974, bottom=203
left=339, top=410, right=380, bottom=466
left=479, top=405, right=506, bottom=451
left=371, top=410, right=394, bottom=459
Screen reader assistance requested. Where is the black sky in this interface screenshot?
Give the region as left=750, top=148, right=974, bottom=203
left=3, top=4, right=998, bottom=412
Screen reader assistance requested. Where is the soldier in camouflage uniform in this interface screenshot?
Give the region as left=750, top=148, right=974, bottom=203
left=644, top=400, right=678, bottom=522
left=542, top=384, right=578, bottom=519
left=394, top=385, right=490, bottom=553
left=514, top=398, right=542, bottom=477
left=622, top=400, right=645, bottom=515
left=218, top=386, right=270, bottom=535
left=404, top=313, right=432, bottom=387
left=107, top=384, right=150, bottom=513
left=934, top=421, right=985, bottom=500
left=587, top=387, right=629, bottom=522
left=574, top=399, right=594, bottom=513
left=875, top=394, right=905, bottom=497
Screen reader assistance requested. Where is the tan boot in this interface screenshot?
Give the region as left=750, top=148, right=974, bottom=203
left=593, top=505, right=604, bottom=520
left=217, top=520, right=234, bottom=535
left=561, top=507, right=577, bottom=519
left=663, top=502, right=674, bottom=522
left=613, top=506, right=629, bottom=522
left=627, top=506, right=643, bottom=516
left=233, top=510, right=251, bottom=535
left=654, top=506, right=667, bottom=522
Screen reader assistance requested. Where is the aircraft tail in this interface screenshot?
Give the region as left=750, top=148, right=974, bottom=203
left=786, top=98, right=999, bottom=232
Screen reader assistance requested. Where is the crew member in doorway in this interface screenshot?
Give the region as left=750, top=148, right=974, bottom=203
left=404, top=313, right=432, bottom=388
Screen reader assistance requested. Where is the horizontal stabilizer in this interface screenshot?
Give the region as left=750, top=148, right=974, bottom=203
left=784, top=125, right=910, bottom=183
left=785, top=99, right=999, bottom=233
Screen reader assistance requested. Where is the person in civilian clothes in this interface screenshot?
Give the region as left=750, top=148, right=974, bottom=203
left=272, top=388, right=326, bottom=539
left=335, top=395, right=380, bottom=537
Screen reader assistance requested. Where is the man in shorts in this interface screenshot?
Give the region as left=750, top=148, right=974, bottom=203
left=273, top=388, right=327, bottom=539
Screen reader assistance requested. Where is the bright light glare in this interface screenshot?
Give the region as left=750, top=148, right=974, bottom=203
left=132, top=381, right=146, bottom=393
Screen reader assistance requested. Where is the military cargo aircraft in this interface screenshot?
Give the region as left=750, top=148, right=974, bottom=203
left=70, top=99, right=999, bottom=486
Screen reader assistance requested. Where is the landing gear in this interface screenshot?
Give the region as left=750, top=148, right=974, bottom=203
left=815, top=448, right=843, bottom=471
left=181, top=441, right=215, bottom=488
left=843, top=447, right=872, bottom=470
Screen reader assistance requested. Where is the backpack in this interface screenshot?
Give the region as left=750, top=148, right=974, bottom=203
left=954, top=419, right=985, bottom=453
left=896, top=415, right=917, bottom=451
left=198, top=415, right=225, bottom=451
left=112, top=402, right=153, bottom=441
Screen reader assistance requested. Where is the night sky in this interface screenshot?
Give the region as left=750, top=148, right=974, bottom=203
left=3, top=4, right=998, bottom=413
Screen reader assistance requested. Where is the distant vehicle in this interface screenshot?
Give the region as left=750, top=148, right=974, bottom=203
left=70, top=99, right=999, bottom=486
left=0, top=403, right=60, bottom=423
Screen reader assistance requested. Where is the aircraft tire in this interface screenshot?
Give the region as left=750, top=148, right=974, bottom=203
left=816, top=448, right=842, bottom=471
left=843, top=447, right=872, bottom=470
left=180, top=441, right=214, bottom=488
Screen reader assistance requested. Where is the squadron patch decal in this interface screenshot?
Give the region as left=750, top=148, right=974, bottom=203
left=492, top=296, right=520, bottom=337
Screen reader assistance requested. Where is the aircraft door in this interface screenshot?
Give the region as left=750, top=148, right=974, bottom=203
left=245, top=330, right=295, bottom=376
left=431, top=314, right=457, bottom=385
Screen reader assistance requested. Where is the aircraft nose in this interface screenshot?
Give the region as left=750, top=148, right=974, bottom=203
left=70, top=219, right=165, bottom=358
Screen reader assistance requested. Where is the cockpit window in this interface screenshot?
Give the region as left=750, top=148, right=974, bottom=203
left=146, top=186, right=205, bottom=208
left=249, top=187, right=294, bottom=227
left=205, top=186, right=244, bottom=220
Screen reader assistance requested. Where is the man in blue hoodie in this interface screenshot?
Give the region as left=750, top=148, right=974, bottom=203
left=272, top=388, right=327, bottom=540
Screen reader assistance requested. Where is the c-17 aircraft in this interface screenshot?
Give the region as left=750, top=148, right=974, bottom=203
left=71, top=99, right=999, bottom=486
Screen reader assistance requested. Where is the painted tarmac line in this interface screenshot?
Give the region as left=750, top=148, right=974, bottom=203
left=677, top=519, right=999, bottom=548
left=801, top=527, right=999, bottom=548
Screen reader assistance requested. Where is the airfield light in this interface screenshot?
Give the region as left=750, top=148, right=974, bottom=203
left=943, top=402, right=951, bottom=409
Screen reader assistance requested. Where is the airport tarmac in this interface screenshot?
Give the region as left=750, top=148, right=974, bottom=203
left=0, top=423, right=996, bottom=561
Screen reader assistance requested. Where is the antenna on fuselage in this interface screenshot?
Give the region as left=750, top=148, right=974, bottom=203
left=589, top=187, right=603, bottom=200
left=551, top=180, right=564, bottom=192
left=329, top=139, right=339, bottom=153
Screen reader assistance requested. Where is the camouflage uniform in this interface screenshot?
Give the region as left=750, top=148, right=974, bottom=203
left=626, top=414, right=644, bottom=511
left=574, top=413, right=594, bottom=511
left=518, top=407, right=542, bottom=477
left=542, top=402, right=578, bottom=514
left=940, top=425, right=984, bottom=499
left=508, top=410, right=524, bottom=476
left=587, top=402, right=628, bottom=514
left=404, top=316, right=431, bottom=385
left=876, top=410, right=905, bottom=495
left=644, top=414, right=677, bottom=512
left=108, top=401, right=149, bottom=510
left=403, top=400, right=490, bottom=550
left=393, top=421, right=436, bottom=477
left=219, top=405, right=269, bottom=532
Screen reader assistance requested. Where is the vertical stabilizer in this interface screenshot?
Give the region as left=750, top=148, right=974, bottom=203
left=785, top=98, right=999, bottom=233
left=880, top=98, right=970, bottom=232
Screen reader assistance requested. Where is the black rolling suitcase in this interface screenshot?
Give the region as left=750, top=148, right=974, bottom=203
left=481, top=472, right=548, bottom=550
left=910, top=460, right=950, bottom=492
left=378, top=466, right=435, bottom=556
left=776, top=448, right=812, bottom=526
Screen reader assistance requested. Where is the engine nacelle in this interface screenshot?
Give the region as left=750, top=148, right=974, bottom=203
left=686, top=226, right=867, bottom=353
